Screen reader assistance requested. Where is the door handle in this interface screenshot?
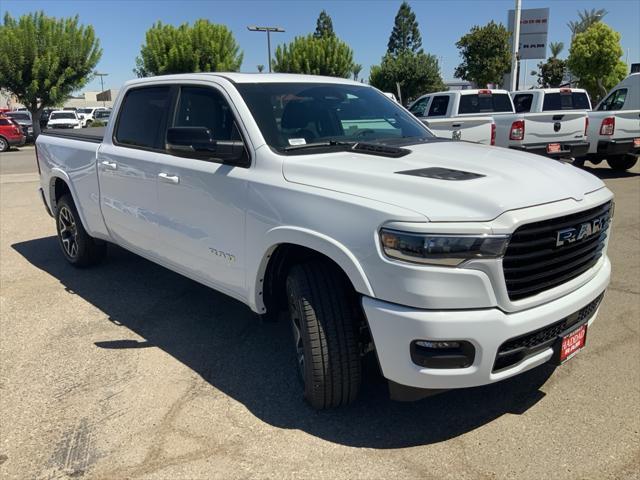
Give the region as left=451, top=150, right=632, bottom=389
left=158, top=172, right=180, bottom=184
left=452, top=123, right=462, bottom=128
left=101, top=160, right=117, bottom=170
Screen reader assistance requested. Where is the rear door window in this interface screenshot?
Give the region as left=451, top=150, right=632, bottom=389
left=427, top=96, right=450, bottom=116
left=114, top=86, right=172, bottom=149
left=513, top=94, right=533, bottom=113
left=542, top=92, right=591, bottom=111
left=597, top=89, right=628, bottom=111
left=458, top=93, right=513, bottom=114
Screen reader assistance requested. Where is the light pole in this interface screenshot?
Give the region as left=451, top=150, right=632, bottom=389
left=247, top=26, right=285, bottom=72
left=94, top=72, right=109, bottom=107
left=509, top=0, right=522, bottom=91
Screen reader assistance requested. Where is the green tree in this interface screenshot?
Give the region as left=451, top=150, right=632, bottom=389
left=134, top=19, right=242, bottom=77
left=352, top=63, right=362, bottom=81
left=273, top=34, right=354, bottom=78
left=532, top=41, right=566, bottom=87
left=0, top=11, right=101, bottom=137
left=257, top=64, right=264, bottom=73
left=454, top=21, right=511, bottom=88
left=387, top=1, right=422, bottom=55
left=568, top=8, right=607, bottom=36
left=314, top=10, right=334, bottom=38
left=369, top=52, right=445, bottom=104
left=567, top=22, right=626, bottom=102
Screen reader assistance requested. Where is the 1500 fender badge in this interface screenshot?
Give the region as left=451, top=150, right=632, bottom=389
left=209, top=247, right=236, bottom=263
left=556, top=214, right=609, bottom=247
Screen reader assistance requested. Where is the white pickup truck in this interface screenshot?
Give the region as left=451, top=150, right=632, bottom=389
left=409, top=89, right=589, bottom=159
left=36, top=73, right=613, bottom=409
left=583, top=74, right=640, bottom=171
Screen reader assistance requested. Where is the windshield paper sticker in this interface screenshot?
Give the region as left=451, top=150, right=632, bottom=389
left=288, top=138, right=306, bottom=145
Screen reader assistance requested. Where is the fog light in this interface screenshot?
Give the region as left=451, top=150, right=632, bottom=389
left=415, top=340, right=460, bottom=349
left=411, top=339, right=475, bottom=369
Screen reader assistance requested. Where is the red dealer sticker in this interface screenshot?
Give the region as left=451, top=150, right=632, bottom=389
left=560, top=324, right=587, bottom=363
left=633, top=138, right=640, bottom=148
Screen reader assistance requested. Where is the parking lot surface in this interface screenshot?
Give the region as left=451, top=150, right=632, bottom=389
left=1, top=146, right=639, bottom=479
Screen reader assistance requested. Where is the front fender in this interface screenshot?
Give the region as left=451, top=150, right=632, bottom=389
left=250, top=226, right=375, bottom=313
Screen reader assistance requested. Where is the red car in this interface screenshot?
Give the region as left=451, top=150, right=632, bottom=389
left=0, top=114, right=26, bottom=152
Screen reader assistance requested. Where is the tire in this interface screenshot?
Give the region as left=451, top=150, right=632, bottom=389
left=286, top=261, right=362, bottom=409
left=0, top=136, right=8, bottom=153
left=607, top=155, right=638, bottom=171
left=572, top=158, right=586, bottom=168
left=55, top=194, right=106, bottom=267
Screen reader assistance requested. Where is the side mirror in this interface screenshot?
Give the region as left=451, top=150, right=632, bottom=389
left=166, top=126, right=246, bottom=164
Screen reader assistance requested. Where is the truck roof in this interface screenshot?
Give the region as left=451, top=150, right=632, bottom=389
left=123, top=72, right=365, bottom=87
left=511, top=88, right=588, bottom=94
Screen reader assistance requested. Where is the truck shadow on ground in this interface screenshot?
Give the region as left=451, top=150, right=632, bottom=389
left=13, top=237, right=556, bottom=449
left=580, top=163, right=640, bottom=179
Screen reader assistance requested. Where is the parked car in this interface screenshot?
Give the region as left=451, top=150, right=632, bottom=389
left=5, top=111, right=34, bottom=142
left=0, top=114, right=26, bottom=152
left=76, top=107, right=110, bottom=127
left=37, top=73, right=612, bottom=409
left=582, top=73, right=640, bottom=171
left=511, top=88, right=592, bottom=113
left=47, top=110, right=82, bottom=129
left=92, top=109, right=112, bottom=126
left=409, top=89, right=589, bottom=158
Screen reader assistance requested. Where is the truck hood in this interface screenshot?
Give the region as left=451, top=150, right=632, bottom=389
left=282, top=141, right=605, bottom=221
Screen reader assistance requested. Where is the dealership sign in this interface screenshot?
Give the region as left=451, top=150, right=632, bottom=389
left=508, top=7, right=550, bottom=60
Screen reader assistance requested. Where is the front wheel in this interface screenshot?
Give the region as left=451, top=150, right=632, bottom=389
left=286, top=261, right=362, bottom=409
left=55, top=195, right=106, bottom=267
left=607, top=154, right=638, bottom=171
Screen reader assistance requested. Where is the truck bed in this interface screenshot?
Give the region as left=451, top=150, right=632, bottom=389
left=40, top=126, right=105, bottom=143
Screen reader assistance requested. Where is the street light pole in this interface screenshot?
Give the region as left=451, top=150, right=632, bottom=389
left=510, top=0, right=522, bottom=91
left=247, top=26, right=285, bottom=72
left=94, top=72, right=109, bottom=107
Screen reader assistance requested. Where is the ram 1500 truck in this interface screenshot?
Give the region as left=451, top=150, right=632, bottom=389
left=409, top=89, right=589, bottom=158
left=583, top=73, right=640, bottom=171
left=36, top=74, right=613, bottom=409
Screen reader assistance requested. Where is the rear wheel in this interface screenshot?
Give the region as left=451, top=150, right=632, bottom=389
left=55, top=194, right=106, bottom=267
left=0, top=136, right=8, bottom=152
left=286, top=261, right=362, bottom=409
left=607, top=154, right=638, bottom=171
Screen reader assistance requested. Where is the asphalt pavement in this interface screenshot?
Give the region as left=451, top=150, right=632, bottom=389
left=0, top=145, right=638, bottom=479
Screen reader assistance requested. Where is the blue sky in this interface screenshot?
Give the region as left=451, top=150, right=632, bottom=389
left=2, top=0, right=639, bottom=92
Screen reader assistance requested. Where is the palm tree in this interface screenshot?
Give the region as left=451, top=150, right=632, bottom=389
left=257, top=64, right=265, bottom=73
left=549, top=42, right=564, bottom=59
left=352, top=63, right=362, bottom=81
left=567, top=8, right=607, bottom=36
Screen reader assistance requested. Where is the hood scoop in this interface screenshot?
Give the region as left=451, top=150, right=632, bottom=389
left=396, top=167, right=485, bottom=181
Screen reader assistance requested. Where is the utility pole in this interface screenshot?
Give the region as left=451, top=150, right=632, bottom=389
left=247, top=26, right=285, bottom=73
left=94, top=72, right=109, bottom=107
left=510, top=0, right=522, bottom=91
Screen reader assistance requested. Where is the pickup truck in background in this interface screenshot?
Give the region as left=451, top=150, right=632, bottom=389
left=583, top=73, right=640, bottom=171
left=511, top=88, right=592, bottom=114
left=36, top=73, right=613, bottom=409
left=409, top=89, right=589, bottom=159
left=408, top=92, right=495, bottom=145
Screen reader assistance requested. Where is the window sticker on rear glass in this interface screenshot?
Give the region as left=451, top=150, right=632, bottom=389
left=288, top=138, right=306, bottom=145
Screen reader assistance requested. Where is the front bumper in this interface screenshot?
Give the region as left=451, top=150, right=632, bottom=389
left=510, top=141, right=590, bottom=159
left=363, top=256, right=610, bottom=390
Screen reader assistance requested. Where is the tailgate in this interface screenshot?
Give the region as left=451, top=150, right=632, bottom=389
left=613, top=110, right=640, bottom=140
left=522, top=112, right=587, bottom=144
left=421, top=116, right=494, bottom=145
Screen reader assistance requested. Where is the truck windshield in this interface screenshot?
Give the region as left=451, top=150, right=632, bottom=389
left=236, top=83, right=433, bottom=153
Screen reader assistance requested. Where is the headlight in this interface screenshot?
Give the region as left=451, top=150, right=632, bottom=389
left=380, top=229, right=510, bottom=266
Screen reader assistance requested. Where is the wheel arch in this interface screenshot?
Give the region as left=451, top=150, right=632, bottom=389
left=47, top=171, right=91, bottom=232
left=252, top=227, right=374, bottom=315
